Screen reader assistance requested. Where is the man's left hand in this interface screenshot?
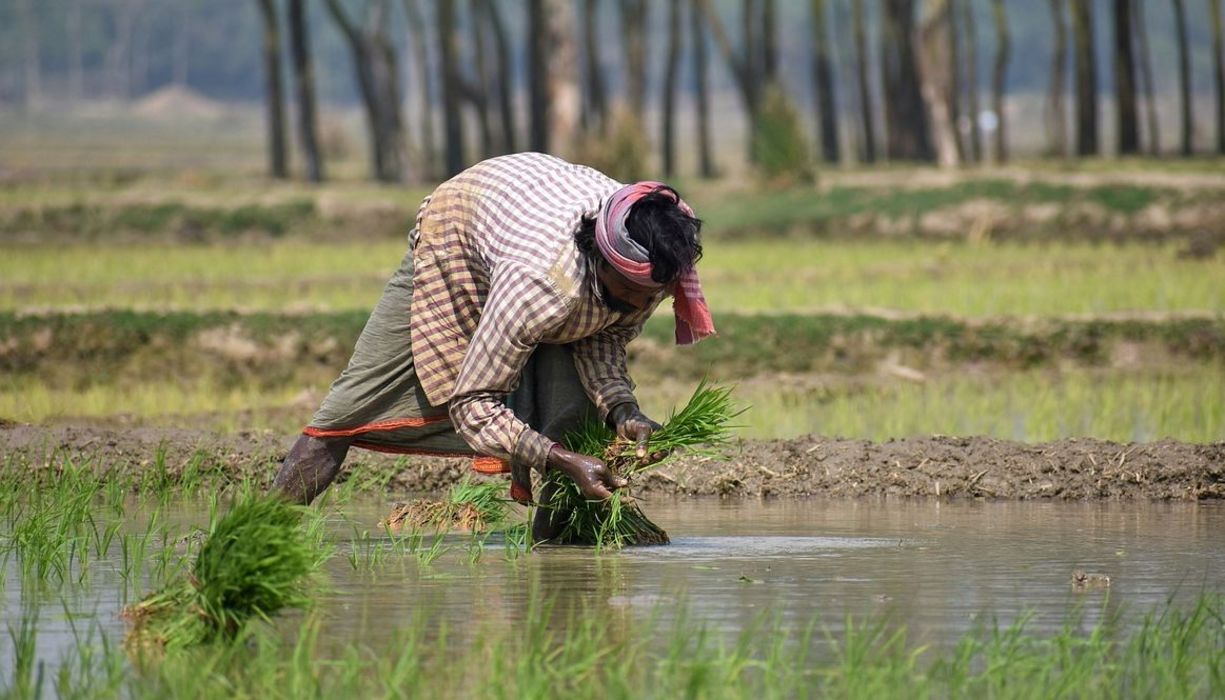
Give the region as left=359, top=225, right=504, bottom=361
left=609, top=403, right=663, bottom=461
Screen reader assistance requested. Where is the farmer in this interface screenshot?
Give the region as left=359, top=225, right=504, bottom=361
left=271, top=152, right=713, bottom=539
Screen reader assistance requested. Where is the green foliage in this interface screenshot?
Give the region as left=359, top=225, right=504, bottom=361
left=751, top=86, right=815, bottom=186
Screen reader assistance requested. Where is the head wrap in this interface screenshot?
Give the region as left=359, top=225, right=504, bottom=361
left=594, top=181, right=716, bottom=345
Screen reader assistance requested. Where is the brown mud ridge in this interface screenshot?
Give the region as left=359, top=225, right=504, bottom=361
left=2, top=425, right=1221, bottom=501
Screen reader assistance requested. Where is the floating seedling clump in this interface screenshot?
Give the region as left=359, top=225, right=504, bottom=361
left=122, top=494, right=328, bottom=653
left=543, top=382, right=740, bottom=548
left=381, top=477, right=510, bottom=533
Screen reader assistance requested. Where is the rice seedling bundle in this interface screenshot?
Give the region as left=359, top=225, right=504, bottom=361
left=544, top=382, right=740, bottom=548
left=381, top=478, right=510, bottom=533
left=122, top=494, right=328, bottom=653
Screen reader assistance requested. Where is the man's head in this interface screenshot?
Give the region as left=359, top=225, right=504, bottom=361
left=577, top=184, right=703, bottom=313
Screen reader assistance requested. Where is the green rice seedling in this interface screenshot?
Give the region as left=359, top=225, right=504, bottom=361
left=543, top=382, right=741, bottom=548
left=381, top=477, right=511, bottom=534
left=121, top=494, right=330, bottom=653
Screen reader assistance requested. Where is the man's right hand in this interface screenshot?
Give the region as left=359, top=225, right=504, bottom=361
left=546, top=445, right=628, bottom=501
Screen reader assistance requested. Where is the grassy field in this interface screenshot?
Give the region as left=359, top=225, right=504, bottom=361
left=2, top=239, right=1222, bottom=316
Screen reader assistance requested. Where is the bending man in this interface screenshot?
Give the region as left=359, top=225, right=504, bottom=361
left=271, top=152, right=713, bottom=539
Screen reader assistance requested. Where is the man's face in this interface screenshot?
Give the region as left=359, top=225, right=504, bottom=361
left=595, top=259, right=666, bottom=314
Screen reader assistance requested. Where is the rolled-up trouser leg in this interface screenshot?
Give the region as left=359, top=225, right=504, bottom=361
left=271, top=434, right=354, bottom=505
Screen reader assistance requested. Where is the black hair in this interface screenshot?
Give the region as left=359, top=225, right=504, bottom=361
left=575, top=185, right=703, bottom=286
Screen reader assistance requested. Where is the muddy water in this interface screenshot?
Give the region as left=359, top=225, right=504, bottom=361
left=325, top=498, right=1225, bottom=649
left=5, top=498, right=1224, bottom=666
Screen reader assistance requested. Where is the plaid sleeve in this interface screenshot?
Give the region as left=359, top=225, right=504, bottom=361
left=448, top=266, right=570, bottom=471
left=570, top=310, right=651, bottom=422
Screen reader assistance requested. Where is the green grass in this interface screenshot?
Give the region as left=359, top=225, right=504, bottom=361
left=634, top=365, right=1225, bottom=444
left=2, top=239, right=1220, bottom=316
left=6, top=591, right=1225, bottom=698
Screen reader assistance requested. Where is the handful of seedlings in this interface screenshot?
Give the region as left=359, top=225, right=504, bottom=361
left=122, top=494, right=328, bottom=654
left=381, top=477, right=510, bottom=533
left=543, top=382, right=740, bottom=548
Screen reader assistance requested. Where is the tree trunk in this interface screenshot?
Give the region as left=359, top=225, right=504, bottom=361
left=620, top=0, right=649, bottom=121
left=696, top=0, right=764, bottom=151
left=481, top=0, right=517, bottom=153
left=1046, top=0, right=1068, bottom=157
left=546, top=0, right=581, bottom=153
left=990, top=0, right=1010, bottom=163
left=881, top=0, right=933, bottom=161
left=1172, top=0, right=1193, bottom=156
left=919, top=0, right=960, bottom=168
left=68, top=0, right=84, bottom=101
left=1070, top=0, right=1098, bottom=156
left=1131, top=0, right=1159, bottom=154
left=528, top=0, right=550, bottom=152
left=324, top=0, right=407, bottom=182
left=582, top=0, right=609, bottom=132
left=1113, top=0, right=1139, bottom=155
left=288, top=0, right=324, bottom=182
left=403, top=0, right=438, bottom=177
left=256, top=0, right=289, bottom=179
left=852, top=0, right=877, bottom=163
left=437, top=0, right=466, bottom=174
left=1209, top=0, right=1224, bottom=154
left=948, top=0, right=967, bottom=162
left=662, top=0, right=683, bottom=176
left=17, top=0, right=42, bottom=110
left=961, top=0, right=982, bottom=162
left=762, top=0, right=778, bottom=83
left=468, top=0, right=494, bottom=159
left=811, top=0, right=841, bottom=163
left=690, top=0, right=717, bottom=177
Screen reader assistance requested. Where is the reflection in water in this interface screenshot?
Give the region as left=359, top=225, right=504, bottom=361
left=4, top=498, right=1223, bottom=661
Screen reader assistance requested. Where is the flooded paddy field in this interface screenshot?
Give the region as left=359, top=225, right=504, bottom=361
left=3, top=487, right=1224, bottom=696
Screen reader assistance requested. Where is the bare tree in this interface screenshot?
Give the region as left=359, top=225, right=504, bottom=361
left=961, top=0, right=982, bottom=162
left=437, top=0, right=466, bottom=174
left=1172, top=0, right=1193, bottom=156
left=881, top=0, right=933, bottom=161
left=1210, top=0, right=1225, bottom=154
left=325, top=0, right=408, bottom=182
left=1131, top=0, right=1159, bottom=153
left=581, top=0, right=609, bottom=132
left=403, top=0, right=438, bottom=177
left=948, top=0, right=967, bottom=162
left=696, top=0, right=768, bottom=155
left=919, top=0, right=960, bottom=167
left=466, top=0, right=495, bottom=158
left=663, top=0, right=683, bottom=176
left=811, top=0, right=841, bottom=163
left=1070, top=0, right=1098, bottom=156
left=174, top=0, right=192, bottom=87
left=690, top=0, right=717, bottom=177
left=1046, top=0, right=1068, bottom=157
left=620, top=0, right=649, bottom=121
left=762, top=0, right=778, bottom=83
left=288, top=0, right=324, bottom=182
left=852, top=0, right=877, bottom=163
left=256, top=0, right=289, bottom=178
left=990, top=0, right=1010, bottom=163
left=547, top=0, right=581, bottom=152
left=479, top=0, right=517, bottom=153
left=1113, top=0, right=1139, bottom=155
left=528, top=0, right=549, bottom=152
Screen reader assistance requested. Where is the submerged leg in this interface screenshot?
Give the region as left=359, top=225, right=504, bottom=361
left=271, top=434, right=353, bottom=505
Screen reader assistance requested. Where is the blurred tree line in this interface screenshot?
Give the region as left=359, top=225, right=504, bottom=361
left=1, top=0, right=1222, bottom=182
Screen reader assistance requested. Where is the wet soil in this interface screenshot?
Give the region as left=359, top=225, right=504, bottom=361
left=2, top=424, right=1220, bottom=501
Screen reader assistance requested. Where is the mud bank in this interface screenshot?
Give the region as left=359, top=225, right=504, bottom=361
left=2, top=425, right=1221, bottom=501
